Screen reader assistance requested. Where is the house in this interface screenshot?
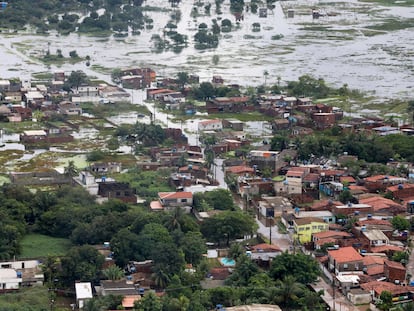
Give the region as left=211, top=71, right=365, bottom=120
left=361, top=229, right=389, bottom=251
left=331, top=203, right=372, bottom=217
left=309, top=199, right=342, bottom=211
left=384, top=260, right=406, bottom=284
left=97, top=181, right=137, bottom=204
left=222, top=119, right=244, bottom=131
left=75, top=282, right=93, bottom=309
left=312, top=231, right=352, bottom=250
left=364, top=175, right=407, bottom=193
left=121, top=75, right=145, bottom=89
left=225, top=165, right=255, bottom=177
left=359, top=195, right=405, bottom=214
left=206, top=96, right=250, bottom=114
left=212, top=75, right=224, bottom=84
left=256, top=196, right=292, bottom=219
left=0, top=79, right=11, bottom=92
left=99, top=279, right=138, bottom=296
left=292, top=217, right=329, bottom=243
left=58, top=102, right=82, bottom=115
left=312, top=112, right=336, bottom=129
left=121, top=68, right=156, bottom=88
left=178, top=165, right=208, bottom=180
left=90, top=162, right=122, bottom=175
left=293, top=210, right=336, bottom=224
left=4, top=91, right=23, bottom=103
left=198, top=119, right=223, bottom=132
left=360, top=281, right=413, bottom=303
left=0, top=269, right=22, bottom=291
left=98, top=85, right=130, bottom=103
left=158, top=191, right=193, bottom=210
left=284, top=167, right=309, bottom=195
left=10, top=106, right=32, bottom=121
left=327, top=246, right=364, bottom=275
left=248, top=243, right=282, bottom=263
left=20, top=130, right=47, bottom=143
left=362, top=255, right=385, bottom=278
left=387, top=183, right=414, bottom=202
left=248, top=150, right=280, bottom=174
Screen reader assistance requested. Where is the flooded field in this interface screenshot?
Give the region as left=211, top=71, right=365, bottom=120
left=0, top=0, right=413, bottom=100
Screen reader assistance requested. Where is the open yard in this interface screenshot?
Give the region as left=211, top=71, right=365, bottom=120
left=19, top=234, right=72, bottom=259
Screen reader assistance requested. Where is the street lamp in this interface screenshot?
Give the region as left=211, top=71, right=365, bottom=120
left=268, top=216, right=274, bottom=244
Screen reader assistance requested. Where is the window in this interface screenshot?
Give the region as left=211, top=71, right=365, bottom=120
left=343, top=264, right=348, bottom=269
left=116, top=191, right=121, bottom=196
left=312, top=226, right=317, bottom=230
left=305, top=227, right=310, bottom=231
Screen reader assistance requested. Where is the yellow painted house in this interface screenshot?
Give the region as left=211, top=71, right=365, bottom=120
left=293, top=217, right=329, bottom=243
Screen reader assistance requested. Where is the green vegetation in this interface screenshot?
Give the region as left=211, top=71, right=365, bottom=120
left=0, top=286, right=51, bottom=311
left=19, top=234, right=72, bottom=259
left=0, top=0, right=147, bottom=36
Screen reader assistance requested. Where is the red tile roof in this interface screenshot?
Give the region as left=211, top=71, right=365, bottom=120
left=356, top=219, right=391, bottom=226
left=359, top=196, right=402, bottom=212
left=366, top=265, right=384, bottom=276
left=150, top=201, right=163, bottom=210
left=319, top=169, right=345, bottom=176
left=384, top=260, right=405, bottom=270
left=148, top=88, right=175, bottom=95
left=387, top=183, right=414, bottom=192
left=328, top=246, right=363, bottom=263
left=310, top=199, right=342, bottom=210
left=363, top=256, right=385, bottom=266
left=226, top=165, right=255, bottom=175
left=370, top=245, right=404, bottom=253
left=122, top=295, right=141, bottom=308
left=303, top=173, right=320, bottom=182
left=340, top=176, right=356, bottom=183
left=365, top=175, right=390, bottom=183
left=314, top=237, right=336, bottom=246
left=199, top=119, right=222, bottom=126
left=251, top=243, right=282, bottom=253
left=286, top=170, right=304, bottom=177
left=361, top=281, right=411, bottom=296
left=348, top=185, right=368, bottom=193
left=158, top=191, right=193, bottom=199
left=313, top=231, right=351, bottom=239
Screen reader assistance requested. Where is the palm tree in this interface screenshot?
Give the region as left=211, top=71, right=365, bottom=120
left=41, top=255, right=60, bottom=287
left=152, top=265, right=170, bottom=289
left=228, top=243, right=244, bottom=260
left=263, top=70, right=269, bottom=86
left=64, top=160, right=78, bottom=179
left=164, top=207, right=184, bottom=232
left=103, top=265, right=124, bottom=281
left=274, top=275, right=304, bottom=309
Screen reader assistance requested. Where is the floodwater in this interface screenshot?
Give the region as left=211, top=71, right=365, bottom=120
left=0, top=0, right=413, bottom=99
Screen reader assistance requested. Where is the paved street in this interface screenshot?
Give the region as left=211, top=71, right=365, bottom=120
left=255, top=216, right=291, bottom=252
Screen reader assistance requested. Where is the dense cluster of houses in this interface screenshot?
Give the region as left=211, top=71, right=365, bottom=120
left=3, top=70, right=414, bottom=309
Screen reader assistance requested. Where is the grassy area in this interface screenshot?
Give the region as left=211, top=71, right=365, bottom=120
left=81, top=102, right=150, bottom=117
left=19, top=234, right=72, bottom=259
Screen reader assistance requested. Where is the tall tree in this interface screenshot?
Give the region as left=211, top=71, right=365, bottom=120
left=269, top=252, right=320, bottom=284
left=274, top=275, right=304, bottom=309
